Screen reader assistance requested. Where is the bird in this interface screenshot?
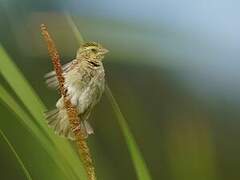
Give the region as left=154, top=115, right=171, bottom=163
left=44, top=42, right=108, bottom=140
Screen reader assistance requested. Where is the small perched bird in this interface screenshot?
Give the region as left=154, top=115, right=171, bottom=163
left=44, top=42, right=108, bottom=140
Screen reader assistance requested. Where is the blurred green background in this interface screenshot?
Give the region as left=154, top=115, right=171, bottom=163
left=1, top=0, right=240, bottom=180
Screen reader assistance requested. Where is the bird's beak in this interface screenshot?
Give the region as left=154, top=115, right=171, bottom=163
left=100, top=48, right=109, bottom=55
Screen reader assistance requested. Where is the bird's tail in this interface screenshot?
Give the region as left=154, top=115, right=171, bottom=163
left=44, top=108, right=94, bottom=140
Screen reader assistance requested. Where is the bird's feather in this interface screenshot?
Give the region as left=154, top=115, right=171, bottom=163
left=44, top=60, right=76, bottom=89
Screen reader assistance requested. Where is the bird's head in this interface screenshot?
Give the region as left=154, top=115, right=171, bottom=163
left=76, top=42, right=109, bottom=61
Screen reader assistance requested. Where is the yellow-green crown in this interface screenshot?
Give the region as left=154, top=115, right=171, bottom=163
left=81, top=42, right=102, bottom=48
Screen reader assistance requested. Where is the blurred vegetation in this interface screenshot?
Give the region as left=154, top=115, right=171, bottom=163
left=1, top=0, right=240, bottom=180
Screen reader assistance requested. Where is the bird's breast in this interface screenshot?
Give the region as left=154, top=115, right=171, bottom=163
left=65, top=65, right=105, bottom=113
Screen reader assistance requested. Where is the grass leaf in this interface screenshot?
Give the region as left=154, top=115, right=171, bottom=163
left=0, top=84, right=49, bottom=147
left=65, top=12, right=85, bottom=44
left=0, top=44, right=48, bottom=133
left=105, top=86, right=152, bottom=180
left=0, top=129, right=33, bottom=180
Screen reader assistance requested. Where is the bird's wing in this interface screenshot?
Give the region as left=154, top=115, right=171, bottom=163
left=44, top=60, right=77, bottom=89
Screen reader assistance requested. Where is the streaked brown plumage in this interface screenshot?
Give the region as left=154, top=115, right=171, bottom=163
left=44, top=42, right=108, bottom=140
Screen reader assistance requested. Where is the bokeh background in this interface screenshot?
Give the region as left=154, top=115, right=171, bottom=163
left=1, top=0, right=240, bottom=180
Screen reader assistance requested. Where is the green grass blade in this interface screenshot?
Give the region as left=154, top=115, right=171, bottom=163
left=65, top=13, right=152, bottom=180
left=0, top=129, right=33, bottom=180
left=0, top=85, right=76, bottom=179
left=105, top=86, right=152, bottom=180
left=65, top=12, right=85, bottom=44
left=0, top=45, right=48, bottom=133
left=0, top=85, right=47, bottom=143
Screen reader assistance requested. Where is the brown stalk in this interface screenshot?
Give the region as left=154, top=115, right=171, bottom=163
left=40, top=24, right=96, bottom=180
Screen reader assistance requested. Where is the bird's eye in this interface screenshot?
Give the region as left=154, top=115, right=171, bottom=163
left=91, top=49, right=97, bottom=53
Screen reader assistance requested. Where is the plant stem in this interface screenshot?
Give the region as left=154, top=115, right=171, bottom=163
left=40, top=24, right=96, bottom=180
